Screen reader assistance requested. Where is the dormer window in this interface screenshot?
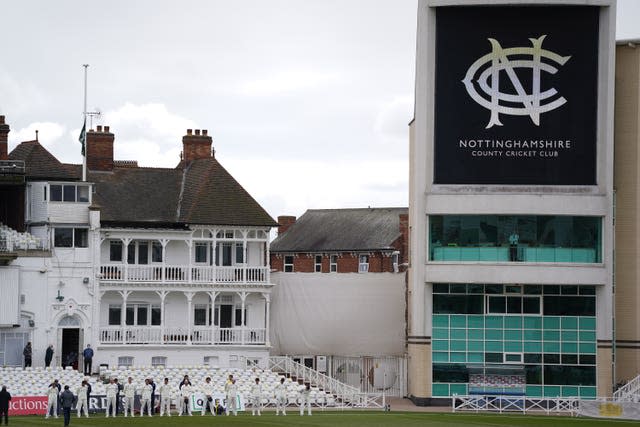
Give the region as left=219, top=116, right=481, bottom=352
left=50, top=184, right=90, bottom=203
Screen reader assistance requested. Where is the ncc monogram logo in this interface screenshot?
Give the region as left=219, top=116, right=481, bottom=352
left=462, top=35, right=571, bottom=129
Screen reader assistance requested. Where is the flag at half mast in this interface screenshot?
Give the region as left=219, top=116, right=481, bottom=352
left=79, top=118, right=86, bottom=156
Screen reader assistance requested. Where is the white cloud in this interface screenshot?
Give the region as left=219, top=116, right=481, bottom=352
left=374, top=95, right=413, bottom=145
left=240, top=70, right=338, bottom=96
left=0, top=69, right=48, bottom=115
left=9, top=122, right=66, bottom=148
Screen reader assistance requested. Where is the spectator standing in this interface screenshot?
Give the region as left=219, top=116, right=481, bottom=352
left=23, top=342, right=32, bottom=368
left=0, top=386, right=11, bottom=426
left=82, top=345, right=93, bottom=376
left=45, top=345, right=54, bottom=367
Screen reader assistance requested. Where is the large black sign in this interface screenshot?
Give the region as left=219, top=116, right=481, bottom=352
left=434, top=6, right=599, bottom=185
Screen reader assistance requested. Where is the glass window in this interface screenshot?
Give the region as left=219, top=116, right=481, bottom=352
left=194, top=305, right=208, bottom=326
left=76, top=185, right=89, bottom=202
left=110, top=241, right=123, bottom=262
left=138, top=242, right=149, bottom=264
left=359, top=255, right=369, bottom=273
left=284, top=255, right=294, bottom=272
left=125, top=306, right=135, bottom=325
left=118, top=356, right=134, bottom=367
left=434, top=295, right=484, bottom=314
left=137, top=306, right=148, bottom=326
left=108, top=306, right=121, bottom=325
left=195, top=243, right=207, bottom=263
left=54, top=228, right=73, bottom=247
left=151, top=356, right=166, bottom=367
left=543, top=296, right=595, bottom=316
left=488, top=296, right=505, bottom=313
left=50, top=185, right=62, bottom=201
left=234, top=308, right=246, bottom=326
left=330, top=254, right=338, bottom=272
left=151, top=306, right=161, bottom=326
left=315, top=255, right=322, bottom=272
left=433, top=364, right=469, bottom=383
left=152, top=241, right=163, bottom=263
left=543, top=366, right=596, bottom=386
left=63, top=185, right=76, bottom=202
left=74, top=229, right=88, bottom=248
left=127, top=242, right=136, bottom=264
left=235, top=244, right=244, bottom=264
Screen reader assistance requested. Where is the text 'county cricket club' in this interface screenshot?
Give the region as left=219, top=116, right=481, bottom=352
left=462, top=35, right=571, bottom=129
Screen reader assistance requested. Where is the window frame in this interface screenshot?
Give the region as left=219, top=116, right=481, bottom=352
left=358, top=254, right=370, bottom=273
left=314, top=254, right=322, bottom=272
left=284, top=255, right=294, bottom=272
left=330, top=254, right=338, bottom=272
left=53, top=227, right=89, bottom=248
left=49, top=184, right=90, bottom=203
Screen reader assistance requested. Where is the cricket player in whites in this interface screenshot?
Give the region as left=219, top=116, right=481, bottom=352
left=225, top=378, right=238, bottom=416
left=250, top=377, right=262, bottom=416
left=201, top=377, right=215, bottom=416
left=275, top=377, right=287, bottom=416
left=123, top=377, right=136, bottom=417
left=179, top=380, right=193, bottom=416
left=158, top=378, right=172, bottom=417
left=105, top=378, right=118, bottom=417
left=140, top=378, right=153, bottom=416
left=76, top=380, right=90, bottom=418
left=45, top=380, right=60, bottom=419
left=299, top=382, right=312, bottom=416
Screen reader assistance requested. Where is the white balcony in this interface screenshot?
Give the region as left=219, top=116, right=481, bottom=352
left=99, top=264, right=269, bottom=286
left=99, top=326, right=267, bottom=346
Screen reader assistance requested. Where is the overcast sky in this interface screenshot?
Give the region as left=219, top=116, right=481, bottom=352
left=2, top=1, right=639, bottom=220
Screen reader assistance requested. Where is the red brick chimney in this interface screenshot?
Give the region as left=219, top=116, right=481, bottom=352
left=0, top=115, right=10, bottom=160
left=277, top=215, right=296, bottom=235
left=86, top=125, right=114, bottom=171
left=399, top=213, right=409, bottom=265
left=182, top=129, right=213, bottom=164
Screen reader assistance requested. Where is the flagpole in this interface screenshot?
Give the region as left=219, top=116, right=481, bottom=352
left=82, top=64, right=88, bottom=182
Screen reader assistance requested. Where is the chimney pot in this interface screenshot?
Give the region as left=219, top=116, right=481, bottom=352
left=0, top=115, right=4, bottom=124
left=104, top=126, right=110, bottom=133
left=195, top=129, right=201, bottom=136
left=96, top=125, right=102, bottom=132
left=202, top=129, right=208, bottom=136
left=187, top=129, right=193, bottom=135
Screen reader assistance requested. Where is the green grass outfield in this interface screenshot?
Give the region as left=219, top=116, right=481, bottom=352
left=7, top=412, right=640, bottom=426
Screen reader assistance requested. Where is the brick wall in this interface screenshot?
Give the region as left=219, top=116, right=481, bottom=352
left=0, top=115, right=9, bottom=160
left=86, top=125, right=114, bottom=171
left=270, top=251, right=401, bottom=273
left=182, top=129, right=213, bottom=164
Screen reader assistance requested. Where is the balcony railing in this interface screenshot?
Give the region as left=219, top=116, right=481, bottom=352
left=99, top=264, right=269, bottom=285
left=99, top=326, right=267, bottom=345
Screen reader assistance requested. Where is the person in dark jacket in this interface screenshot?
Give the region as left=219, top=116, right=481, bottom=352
left=23, top=342, right=32, bottom=368
left=45, top=345, right=54, bottom=367
left=60, top=385, right=76, bottom=426
left=148, top=378, right=156, bottom=414
left=114, top=378, right=123, bottom=415
left=82, top=345, right=93, bottom=375
left=0, top=386, right=11, bottom=426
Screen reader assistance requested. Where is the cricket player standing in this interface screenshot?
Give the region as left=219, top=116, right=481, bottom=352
left=105, top=378, right=118, bottom=417
left=158, top=378, right=172, bottom=417
left=123, top=377, right=136, bottom=417
left=275, top=377, right=287, bottom=416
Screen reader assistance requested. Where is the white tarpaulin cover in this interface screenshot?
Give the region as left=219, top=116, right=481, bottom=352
left=270, top=272, right=405, bottom=356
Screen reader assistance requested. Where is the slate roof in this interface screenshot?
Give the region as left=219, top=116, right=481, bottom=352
left=270, top=207, right=408, bottom=252
left=9, top=141, right=277, bottom=228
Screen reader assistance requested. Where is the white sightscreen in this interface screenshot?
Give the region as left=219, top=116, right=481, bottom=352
left=270, top=272, right=405, bottom=356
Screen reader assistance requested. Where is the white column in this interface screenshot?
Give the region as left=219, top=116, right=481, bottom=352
left=238, top=291, right=247, bottom=345
left=160, top=239, right=169, bottom=283
left=186, top=238, right=193, bottom=282
left=243, top=230, right=247, bottom=283
left=119, top=290, right=131, bottom=344
left=185, top=291, right=194, bottom=345
left=156, top=290, right=168, bottom=344
left=122, top=237, right=132, bottom=281
left=97, top=291, right=105, bottom=344
left=262, top=292, right=271, bottom=347
left=265, top=234, right=270, bottom=284
left=207, top=291, right=219, bottom=345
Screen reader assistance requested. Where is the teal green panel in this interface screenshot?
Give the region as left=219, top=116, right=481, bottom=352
left=485, top=329, right=503, bottom=340
left=524, top=330, right=542, bottom=341
left=468, top=316, right=484, bottom=328
left=523, top=341, right=542, bottom=352
left=526, top=385, right=543, bottom=397
left=579, top=318, right=596, bottom=331
left=561, top=317, right=578, bottom=329
left=468, top=329, right=484, bottom=340
left=505, top=330, right=522, bottom=341
left=579, top=342, right=596, bottom=354
left=561, top=331, right=578, bottom=342
left=485, top=316, right=503, bottom=329
left=537, top=248, right=555, bottom=262
left=504, top=317, right=522, bottom=329
left=485, top=341, right=503, bottom=352
left=523, top=317, right=542, bottom=329
left=543, top=386, right=561, bottom=397
left=450, top=315, right=466, bottom=328
left=556, top=248, right=572, bottom=262
left=561, top=342, right=578, bottom=353
left=543, top=330, right=560, bottom=341
left=450, top=340, right=466, bottom=351
left=432, top=340, right=448, bottom=351
left=433, top=352, right=449, bottom=363
left=579, top=331, right=596, bottom=342
left=441, top=247, right=461, bottom=261
left=468, top=341, right=484, bottom=352
left=580, top=387, right=597, bottom=399
left=468, top=353, right=483, bottom=363
left=432, top=383, right=449, bottom=397
left=433, top=328, right=449, bottom=339
left=450, top=384, right=467, bottom=396
left=450, top=352, right=466, bottom=363
left=451, top=329, right=466, bottom=340
left=505, top=341, right=522, bottom=352
left=543, top=341, right=560, bottom=352
left=561, top=386, right=580, bottom=397
left=433, top=315, right=449, bottom=328
left=543, top=317, right=560, bottom=329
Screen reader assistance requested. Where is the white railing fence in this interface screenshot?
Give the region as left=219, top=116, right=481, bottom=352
left=99, top=326, right=266, bottom=345
left=613, top=373, right=640, bottom=401
left=99, top=264, right=269, bottom=285
left=452, top=395, right=579, bottom=415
